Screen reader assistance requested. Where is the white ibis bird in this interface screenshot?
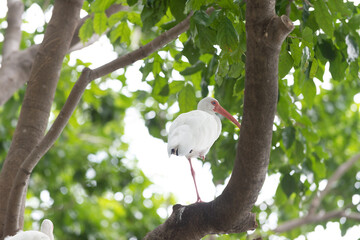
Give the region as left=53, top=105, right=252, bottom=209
left=5, top=219, right=54, bottom=240
left=167, top=97, right=241, bottom=202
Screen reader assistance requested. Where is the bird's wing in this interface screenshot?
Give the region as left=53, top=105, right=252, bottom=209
left=167, top=110, right=221, bottom=157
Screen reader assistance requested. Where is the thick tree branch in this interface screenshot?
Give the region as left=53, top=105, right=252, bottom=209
left=145, top=1, right=294, bottom=239
left=1, top=0, right=83, bottom=237
left=3, top=69, right=91, bottom=238
left=1, top=5, right=203, bottom=239
left=2, top=0, right=24, bottom=60
left=275, top=153, right=360, bottom=233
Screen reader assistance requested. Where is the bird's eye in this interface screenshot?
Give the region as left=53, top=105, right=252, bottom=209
left=211, top=101, right=216, bottom=105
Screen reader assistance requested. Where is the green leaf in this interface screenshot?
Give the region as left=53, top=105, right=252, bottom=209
left=153, top=55, right=163, bottom=76
left=141, top=0, right=168, bottom=31
left=228, top=62, right=243, bottom=78
left=281, top=174, right=297, bottom=197
left=270, top=147, right=286, bottom=169
left=217, top=0, right=238, bottom=9
left=329, top=53, right=348, bottom=81
left=182, top=39, right=200, bottom=64
left=282, top=126, right=296, bottom=149
left=327, top=0, right=352, bottom=17
left=108, top=12, right=127, bottom=27
left=169, top=81, right=185, bottom=94
left=169, top=0, right=186, bottom=21
left=152, top=76, right=169, bottom=104
left=140, top=60, right=153, bottom=81
left=312, top=158, right=326, bottom=179
left=290, top=38, right=302, bottom=66
left=93, top=12, right=108, bottom=35
left=277, top=93, right=290, bottom=121
left=292, top=141, right=305, bottom=164
left=317, top=38, right=336, bottom=61
left=216, top=57, right=228, bottom=78
left=348, top=14, right=360, bottom=32
left=180, top=60, right=205, bottom=76
left=127, top=12, right=142, bottom=26
left=300, top=127, right=319, bottom=143
left=192, top=10, right=211, bottom=26
left=185, top=0, right=206, bottom=11
left=279, top=49, right=294, bottom=79
left=196, top=25, right=217, bottom=54
left=313, top=0, right=334, bottom=37
left=178, top=85, right=197, bottom=113
left=216, top=16, right=238, bottom=52
left=110, top=22, right=131, bottom=45
left=127, top=0, right=138, bottom=7
left=302, top=27, right=313, bottom=46
left=309, top=60, right=318, bottom=79
left=91, top=0, right=116, bottom=12
left=79, top=18, right=94, bottom=43
left=303, top=78, right=316, bottom=108
left=233, top=77, right=245, bottom=96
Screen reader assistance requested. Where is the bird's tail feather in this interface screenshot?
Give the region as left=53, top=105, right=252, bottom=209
left=167, top=125, right=193, bottom=157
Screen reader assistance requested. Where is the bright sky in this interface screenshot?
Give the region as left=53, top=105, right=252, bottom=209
left=0, top=1, right=360, bottom=239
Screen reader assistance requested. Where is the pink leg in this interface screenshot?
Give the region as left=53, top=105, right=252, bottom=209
left=188, top=158, right=202, bottom=202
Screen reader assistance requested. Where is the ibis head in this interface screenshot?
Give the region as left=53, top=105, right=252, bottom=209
left=197, top=97, right=241, bottom=129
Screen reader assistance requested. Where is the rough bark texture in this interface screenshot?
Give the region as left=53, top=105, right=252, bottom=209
left=2, top=0, right=23, bottom=60
left=0, top=0, right=83, bottom=237
left=0, top=3, right=198, bottom=239
left=0, top=0, right=296, bottom=238
left=144, top=1, right=294, bottom=239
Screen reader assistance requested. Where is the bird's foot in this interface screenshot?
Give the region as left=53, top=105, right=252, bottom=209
left=200, top=155, right=205, bottom=161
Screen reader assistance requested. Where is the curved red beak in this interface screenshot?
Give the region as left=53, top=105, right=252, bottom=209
left=214, top=104, right=241, bottom=129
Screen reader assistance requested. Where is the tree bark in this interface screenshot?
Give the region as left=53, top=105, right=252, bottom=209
left=2, top=0, right=23, bottom=60
left=145, top=1, right=294, bottom=239
left=0, top=4, right=125, bottom=106
left=0, top=0, right=83, bottom=237
left=0, top=3, right=199, bottom=238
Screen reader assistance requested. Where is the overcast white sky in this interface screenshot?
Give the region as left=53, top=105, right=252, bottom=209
left=0, top=1, right=360, bottom=239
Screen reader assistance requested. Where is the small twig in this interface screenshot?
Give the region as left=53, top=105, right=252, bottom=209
left=275, top=153, right=360, bottom=233
left=309, top=153, right=360, bottom=215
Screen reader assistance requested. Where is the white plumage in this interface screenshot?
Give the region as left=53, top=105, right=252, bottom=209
left=5, top=219, right=54, bottom=240
left=167, top=97, right=241, bottom=201
left=167, top=109, right=221, bottom=159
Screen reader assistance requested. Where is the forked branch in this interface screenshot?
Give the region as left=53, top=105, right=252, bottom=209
left=275, top=153, right=360, bottom=233
left=3, top=5, right=200, bottom=238
left=145, top=0, right=294, bottom=238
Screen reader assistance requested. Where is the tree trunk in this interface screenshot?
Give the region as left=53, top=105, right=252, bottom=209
left=0, top=0, right=83, bottom=238
left=144, top=1, right=294, bottom=239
